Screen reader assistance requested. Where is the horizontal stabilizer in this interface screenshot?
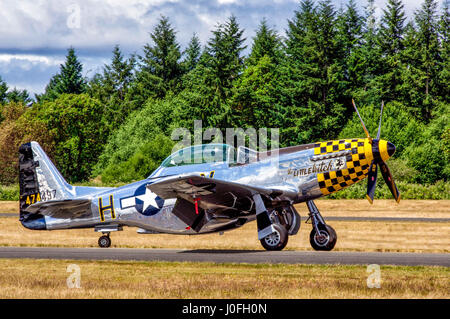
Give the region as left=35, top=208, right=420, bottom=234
left=25, top=199, right=92, bottom=219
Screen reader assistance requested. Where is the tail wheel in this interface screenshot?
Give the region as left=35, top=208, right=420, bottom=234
left=98, top=235, right=111, bottom=248
left=260, top=223, right=288, bottom=251
left=309, top=225, right=337, bottom=251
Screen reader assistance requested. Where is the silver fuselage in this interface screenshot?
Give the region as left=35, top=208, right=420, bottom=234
left=41, top=138, right=376, bottom=235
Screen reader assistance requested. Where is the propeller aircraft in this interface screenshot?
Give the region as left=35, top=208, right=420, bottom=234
left=18, top=101, right=399, bottom=251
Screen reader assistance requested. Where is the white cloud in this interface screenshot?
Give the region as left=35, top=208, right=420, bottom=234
left=0, top=54, right=63, bottom=66
left=217, top=0, right=238, bottom=4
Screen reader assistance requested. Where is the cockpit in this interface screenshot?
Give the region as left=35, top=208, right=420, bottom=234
left=160, top=143, right=233, bottom=167
left=150, top=143, right=264, bottom=177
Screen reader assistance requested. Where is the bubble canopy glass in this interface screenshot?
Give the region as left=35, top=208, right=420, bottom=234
left=161, top=144, right=234, bottom=167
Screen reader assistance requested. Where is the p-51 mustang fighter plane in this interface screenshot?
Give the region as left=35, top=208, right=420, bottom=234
left=18, top=101, right=399, bottom=251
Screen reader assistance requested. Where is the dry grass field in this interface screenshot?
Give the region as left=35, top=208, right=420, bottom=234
left=1, top=200, right=449, bottom=252
left=0, top=201, right=18, bottom=213
left=0, top=259, right=448, bottom=299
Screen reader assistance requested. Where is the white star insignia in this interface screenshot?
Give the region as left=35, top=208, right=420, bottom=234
left=136, top=187, right=159, bottom=212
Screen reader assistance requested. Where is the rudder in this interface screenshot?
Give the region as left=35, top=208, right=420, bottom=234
left=19, top=142, right=71, bottom=229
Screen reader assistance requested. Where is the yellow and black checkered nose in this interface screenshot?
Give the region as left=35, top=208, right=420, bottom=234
left=315, top=138, right=373, bottom=195
left=314, top=138, right=396, bottom=196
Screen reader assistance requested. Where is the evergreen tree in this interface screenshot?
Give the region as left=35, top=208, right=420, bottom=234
left=279, top=0, right=347, bottom=145
left=88, top=45, right=136, bottom=125
left=247, top=18, right=283, bottom=66
left=0, top=76, right=7, bottom=123
left=136, top=15, right=183, bottom=100
left=104, top=45, right=135, bottom=101
left=399, top=22, right=424, bottom=115
left=172, top=16, right=247, bottom=130
left=37, top=48, right=86, bottom=101
left=414, top=0, right=440, bottom=119
left=437, top=0, right=449, bottom=102
left=57, top=47, right=86, bottom=94
left=336, top=0, right=363, bottom=93
left=379, top=0, right=406, bottom=56
left=281, top=0, right=318, bottom=127
left=337, top=0, right=362, bottom=60
left=285, top=0, right=316, bottom=58
left=351, top=0, right=384, bottom=106
left=206, top=15, right=246, bottom=100
left=0, top=76, right=8, bottom=104
left=36, top=74, right=61, bottom=102
left=6, top=88, right=32, bottom=104
left=231, top=18, right=284, bottom=130
left=183, top=33, right=202, bottom=72
left=377, top=0, right=407, bottom=101
left=0, top=77, right=32, bottom=105
left=361, top=0, right=382, bottom=83
left=415, top=0, right=440, bottom=94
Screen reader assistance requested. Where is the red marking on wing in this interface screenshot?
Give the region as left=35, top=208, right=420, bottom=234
left=194, top=198, right=200, bottom=215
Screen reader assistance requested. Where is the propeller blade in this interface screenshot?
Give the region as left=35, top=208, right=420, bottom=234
left=379, top=161, right=400, bottom=203
left=376, top=101, right=384, bottom=140
left=352, top=99, right=371, bottom=140
left=366, top=161, right=378, bottom=204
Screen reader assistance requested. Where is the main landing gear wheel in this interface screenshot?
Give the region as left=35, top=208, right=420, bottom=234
left=260, top=224, right=288, bottom=251
left=98, top=234, right=111, bottom=248
left=309, top=224, right=337, bottom=251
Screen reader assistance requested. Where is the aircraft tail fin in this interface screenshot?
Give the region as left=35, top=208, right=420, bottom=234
left=18, top=141, right=72, bottom=229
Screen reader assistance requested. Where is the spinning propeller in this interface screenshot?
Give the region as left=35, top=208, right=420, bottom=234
left=352, top=99, right=400, bottom=204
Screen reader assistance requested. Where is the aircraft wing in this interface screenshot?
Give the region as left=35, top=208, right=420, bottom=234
left=148, top=175, right=296, bottom=232
left=25, top=199, right=92, bottom=219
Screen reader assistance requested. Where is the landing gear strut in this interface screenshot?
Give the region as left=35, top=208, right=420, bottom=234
left=95, top=225, right=122, bottom=248
left=306, top=200, right=337, bottom=251
left=253, top=194, right=289, bottom=251
left=98, top=233, right=111, bottom=248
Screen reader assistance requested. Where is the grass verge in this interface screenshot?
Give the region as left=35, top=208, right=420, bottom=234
left=0, top=258, right=448, bottom=298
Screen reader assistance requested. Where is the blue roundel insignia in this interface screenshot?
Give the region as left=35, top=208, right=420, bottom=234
left=133, top=184, right=164, bottom=216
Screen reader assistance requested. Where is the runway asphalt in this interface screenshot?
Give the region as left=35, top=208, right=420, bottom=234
left=0, top=247, right=448, bottom=266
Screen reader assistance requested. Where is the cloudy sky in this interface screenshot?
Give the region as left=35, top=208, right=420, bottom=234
left=0, top=0, right=432, bottom=96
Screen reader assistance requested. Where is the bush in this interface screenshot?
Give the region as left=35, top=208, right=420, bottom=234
left=386, top=158, right=418, bottom=183
left=0, top=102, right=53, bottom=184
left=93, top=98, right=177, bottom=176
left=403, top=104, right=449, bottom=184
left=0, top=184, right=19, bottom=201
left=39, top=94, right=109, bottom=183
left=100, top=134, right=174, bottom=183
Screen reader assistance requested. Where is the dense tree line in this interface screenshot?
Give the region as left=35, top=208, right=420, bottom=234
left=0, top=0, right=448, bottom=187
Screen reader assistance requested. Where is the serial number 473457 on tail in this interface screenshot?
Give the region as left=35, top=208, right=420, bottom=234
left=18, top=101, right=400, bottom=251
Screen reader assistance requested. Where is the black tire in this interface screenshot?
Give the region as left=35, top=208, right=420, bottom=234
left=309, top=224, right=337, bottom=251
left=260, top=223, right=288, bottom=251
left=98, top=235, right=111, bottom=248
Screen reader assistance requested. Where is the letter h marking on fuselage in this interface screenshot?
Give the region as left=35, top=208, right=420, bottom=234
left=98, top=195, right=116, bottom=222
